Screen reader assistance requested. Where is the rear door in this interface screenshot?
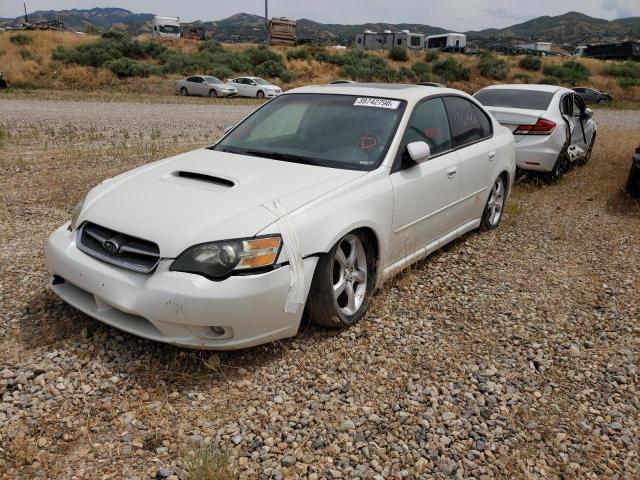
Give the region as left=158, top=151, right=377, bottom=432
left=390, top=97, right=461, bottom=261
left=443, top=96, right=496, bottom=222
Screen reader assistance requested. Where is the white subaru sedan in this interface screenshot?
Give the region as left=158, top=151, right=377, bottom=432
left=46, top=84, right=515, bottom=350
left=474, top=84, right=597, bottom=180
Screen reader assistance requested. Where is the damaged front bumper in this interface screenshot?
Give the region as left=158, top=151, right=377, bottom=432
left=46, top=224, right=317, bottom=350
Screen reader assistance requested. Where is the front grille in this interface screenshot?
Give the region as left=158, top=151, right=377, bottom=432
left=77, top=222, right=160, bottom=274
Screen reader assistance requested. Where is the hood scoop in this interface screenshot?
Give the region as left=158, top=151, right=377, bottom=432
left=170, top=171, right=236, bottom=189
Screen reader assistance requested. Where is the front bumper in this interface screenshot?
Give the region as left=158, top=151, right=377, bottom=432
left=220, top=90, right=238, bottom=97
left=46, top=224, right=317, bottom=350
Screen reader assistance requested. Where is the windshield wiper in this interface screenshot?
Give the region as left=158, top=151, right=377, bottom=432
left=245, top=150, right=320, bottom=166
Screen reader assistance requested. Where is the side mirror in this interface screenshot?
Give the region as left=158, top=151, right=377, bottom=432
left=406, top=141, right=431, bottom=164
left=584, top=108, right=594, bottom=119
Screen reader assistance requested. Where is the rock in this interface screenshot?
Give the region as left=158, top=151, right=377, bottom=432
left=340, top=419, right=356, bottom=431
left=281, top=455, right=296, bottom=467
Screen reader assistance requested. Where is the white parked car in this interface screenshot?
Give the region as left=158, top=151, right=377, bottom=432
left=175, top=76, right=238, bottom=98
left=474, top=84, right=597, bottom=180
left=227, top=77, right=282, bottom=99
left=46, top=84, right=515, bottom=350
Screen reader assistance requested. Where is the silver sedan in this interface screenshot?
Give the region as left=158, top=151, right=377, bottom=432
left=175, top=76, right=238, bottom=98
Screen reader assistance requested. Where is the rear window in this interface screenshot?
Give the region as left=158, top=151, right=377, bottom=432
left=474, top=89, right=554, bottom=110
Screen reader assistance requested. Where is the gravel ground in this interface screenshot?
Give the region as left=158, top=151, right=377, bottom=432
left=1, top=99, right=639, bottom=479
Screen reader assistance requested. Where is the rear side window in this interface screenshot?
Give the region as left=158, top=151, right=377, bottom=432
left=472, top=103, right=492, bottom=138
left=402, top=98, right=453, bottom=156
left=474, top=88, right=554, bottom=110
left=443, top=96, right=485, bottom=147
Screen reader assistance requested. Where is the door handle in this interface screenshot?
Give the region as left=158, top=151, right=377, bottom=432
left=488, top=151, right=496, bottom=161
left=447, top=168, right=457, bottom=179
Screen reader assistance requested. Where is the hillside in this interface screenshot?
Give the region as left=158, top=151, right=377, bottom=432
left=1, top=8, right=638, bottom=45
left=469, top=11, right=640, bottom=45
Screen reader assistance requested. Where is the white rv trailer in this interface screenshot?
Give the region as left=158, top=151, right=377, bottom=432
left=517, top=42, right=552, bottom=53
left=426, top=33, right=466, bottom=52
left=355, top=30, right=425, bottom=50
left=152, top=16, right=181, bottom=38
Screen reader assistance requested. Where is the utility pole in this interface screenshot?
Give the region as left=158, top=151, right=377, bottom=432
left=265, top=0, right=269, bottom=43
left=24, top=2, right=29, bottom=24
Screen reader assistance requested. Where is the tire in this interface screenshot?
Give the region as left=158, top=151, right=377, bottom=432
left=209, top=89, right=218, bottom=98
left=548, top=149, right=569, bottom=182
left=598, top=98, right=607, bottom=105
left=256, top=90, right=265, bottom=99
left=307, top=231, right=376, bottom=328
left=481, top=174, right=506, bottom=230
left=180, top=87, right=188, bottom=97
left=582, top=132, right=596, bottom=165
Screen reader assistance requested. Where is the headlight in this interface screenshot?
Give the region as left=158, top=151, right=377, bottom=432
left=170, top=236, right=282, bottom=279
left=70, top=197, right=85, bottom=230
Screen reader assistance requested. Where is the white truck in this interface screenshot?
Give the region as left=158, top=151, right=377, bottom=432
left=152, top=16, right=181, bottom=38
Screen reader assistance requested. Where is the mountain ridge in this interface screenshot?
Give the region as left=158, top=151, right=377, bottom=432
left=1, top=8, right=638, bottom=45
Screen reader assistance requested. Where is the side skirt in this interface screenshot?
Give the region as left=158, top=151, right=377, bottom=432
left=380, top=218, right=481, bottom=284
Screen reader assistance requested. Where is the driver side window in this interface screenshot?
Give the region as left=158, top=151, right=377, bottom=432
left=402, top=98, right=453, bottom=157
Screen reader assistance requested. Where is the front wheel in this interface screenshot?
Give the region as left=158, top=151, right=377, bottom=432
left=307, top=232, right=375, bottom=328
left=481, top=175, right=506, bottom=230
left=180, top=87, right=188, bottom=96
left=256, top=90, right=265, bottom=99
left=209, top=89, right=218, bottom=98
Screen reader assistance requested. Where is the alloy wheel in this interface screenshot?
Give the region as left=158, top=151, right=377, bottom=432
left=486, top=176, right=505, bottom=227
left=332, top=234, right=368, bottom=316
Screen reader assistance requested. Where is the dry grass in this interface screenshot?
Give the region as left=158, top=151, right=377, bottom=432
left=182, top=448, right=235, bottom=480
left=2, top=31, right=639, bottom=106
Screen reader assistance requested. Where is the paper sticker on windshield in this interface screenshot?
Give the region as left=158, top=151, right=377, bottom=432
left=354, top=97, right=400, bottom=109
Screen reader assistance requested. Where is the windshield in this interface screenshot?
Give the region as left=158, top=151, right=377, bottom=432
left=213, top=93, right=406, bottom=171
left=253, top=78, right=270, bottom=85
left=204, top=76, right=222, bottom=84
left=474, top=89, right=554, bottom=110
left=159, top=24, right=180, bottom=34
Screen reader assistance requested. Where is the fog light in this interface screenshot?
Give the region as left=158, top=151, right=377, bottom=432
left=209, top=326, right=225, bottom=336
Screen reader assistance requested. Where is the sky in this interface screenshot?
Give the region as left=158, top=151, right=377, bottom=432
left=1, top=0, right=639, bottom=30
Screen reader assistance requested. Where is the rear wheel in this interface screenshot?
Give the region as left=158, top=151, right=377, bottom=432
left=257, top=90, right=265, bottom=99
left=209, top=89, right=218, bottom=98
left=549, top=149, right=569, bottom=182
left=307, top=232, right=375, bottom=328
left=180, top=87, right=188, bottom=96
left=481, top=175, right=506, bottom=230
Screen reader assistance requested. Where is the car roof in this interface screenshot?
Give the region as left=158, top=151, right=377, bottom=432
left=285, top=83, right=465, bottom=102
left=479, top=84, right=568, bottom=94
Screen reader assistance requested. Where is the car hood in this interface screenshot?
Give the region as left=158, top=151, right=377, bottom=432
left=79, top=149, right=365, bottom=257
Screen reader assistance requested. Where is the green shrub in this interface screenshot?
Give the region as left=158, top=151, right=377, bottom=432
left=432, top=57, right=470, bottom=82
left=208, top=65, right=234, bottom=81
left=287, top=46, right=312, bottom=61
left=519, top=55, right=542, bottom=71
left=106, top=58, right=158, bottom=77
left=255, top=60, right=286, bottom=78
left=397, top=66, right=416, bottom=82
left=619, top=77, right=640, bottom=88
left=412, top=61, right=431, bottom=81
left=539, top=76, right=559, bottom=85
left=602, top=61, right=640, bottom=79
left=543, top=61, right=590, bottom=85
left=245, top=45, right=282, bottom=67
left=10, top=33, right=32, bottom=45
left=479, top=53, right=509, bottom=80
left=388, top=46, right=409, bottom=62
left=20, top=48, right=32, bottom=60
left=512, top=72, right=531, bottom=83
left=339, top=50, right=398, bottom=82
left=424, top=50, right=439, bottom=62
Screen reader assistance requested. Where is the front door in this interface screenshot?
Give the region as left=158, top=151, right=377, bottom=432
left=390, top=97, right=461, bottom=262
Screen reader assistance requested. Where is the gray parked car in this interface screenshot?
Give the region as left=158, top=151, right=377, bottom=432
left=572, top=87, right=612, bottom=105
left=175, top=76, right=238, bottom=98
